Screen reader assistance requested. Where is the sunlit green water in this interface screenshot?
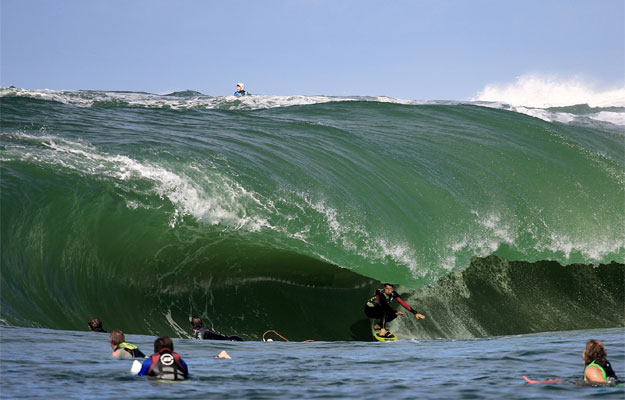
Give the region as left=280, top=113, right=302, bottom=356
left=1, top=88, right=623, bottom=338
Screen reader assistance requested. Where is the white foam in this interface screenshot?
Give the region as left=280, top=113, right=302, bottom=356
left=442, top=211, right=519, bottom=274
left=0, top=87, right=366, bottom=110
left=512, top=107, right=577, bottom=124
left=0, top=86, right=432, bottom=112
left=589, top=111, right=625, bottom=126
left=296, top=194, right=420, bottom=274
left=473, top=74, right=625, bottom=108
left=164, top=309, right=192, bottom=338
left=473, top=101, right=625, bottom=126
left=540, top=232, right=625, bottom=262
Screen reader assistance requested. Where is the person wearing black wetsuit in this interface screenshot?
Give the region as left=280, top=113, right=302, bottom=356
left=87, top=317, right=107, bottom=333
left=190, top=316, right=244, bottom=341
left=364, top=283, right=425, bottom=336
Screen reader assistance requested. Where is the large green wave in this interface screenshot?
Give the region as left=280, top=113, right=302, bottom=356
left=1, top=92, right=623, bottom=339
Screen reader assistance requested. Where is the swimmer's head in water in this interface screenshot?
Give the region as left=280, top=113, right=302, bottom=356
left=110, top=330, right=125, bottom=346
left=88, top=317, right=103, bottom=331
left=154, top=336, right=174, bottom=353
left=583, top=339, right=607, bottom=364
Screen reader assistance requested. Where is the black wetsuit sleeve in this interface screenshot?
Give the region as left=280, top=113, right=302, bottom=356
left=199, top=327, right=229, bottom=340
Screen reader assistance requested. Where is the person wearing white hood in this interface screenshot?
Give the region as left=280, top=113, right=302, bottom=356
left=234, top=83, right=249, bottom=96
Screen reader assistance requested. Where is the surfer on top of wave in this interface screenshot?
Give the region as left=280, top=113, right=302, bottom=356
left=234, top=82, right=249, bottom=97
left=364, top=283, right=425, bottom=338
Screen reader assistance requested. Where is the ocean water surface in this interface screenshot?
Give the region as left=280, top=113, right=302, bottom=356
left=1, top=326, right=623, bottom=399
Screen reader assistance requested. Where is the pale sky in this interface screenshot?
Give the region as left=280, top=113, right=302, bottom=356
left=1, top=0, right=623, bottom=100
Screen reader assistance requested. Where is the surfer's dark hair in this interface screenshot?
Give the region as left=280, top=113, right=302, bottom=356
left=583, top=339, right=607, bottom=364
left=154, top=336, right=174, bottom=353
left=88, top=317, right=103, bottom=330
left=382, top=283, right=394, bottom=288
left=190, top=316, right=205, bottom=330
left=109, top=330, right=125, bottom=346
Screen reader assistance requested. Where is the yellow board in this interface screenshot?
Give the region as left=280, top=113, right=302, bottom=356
left=372, top=327, right=398, bottom=342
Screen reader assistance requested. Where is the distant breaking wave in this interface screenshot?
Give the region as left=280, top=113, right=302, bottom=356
left=472, top=74, right=625, bottom=126
left=473, top=74, right=625, bottom=108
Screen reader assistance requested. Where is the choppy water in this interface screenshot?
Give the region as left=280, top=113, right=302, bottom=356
left=1, top=326, right=623, bottom=399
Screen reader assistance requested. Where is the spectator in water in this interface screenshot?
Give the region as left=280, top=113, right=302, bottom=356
left=137, top=336, right=189, bottom=380
left=583, top=339, right=619, bottom=383
left=110, top=330, right=146, bottom=359
left=87, top=317, right=106, bottom=333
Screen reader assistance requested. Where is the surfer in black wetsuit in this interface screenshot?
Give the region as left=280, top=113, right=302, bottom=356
left=583, top=339, right=619, bottom=383
left=87, top=317, right=107, bottom=333
left=190, top=316, right=244, bottom=341
left=364, top=283, right=425, bottom=337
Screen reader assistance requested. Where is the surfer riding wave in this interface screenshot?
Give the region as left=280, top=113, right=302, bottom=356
left=364, top=283, right=425, bottom=338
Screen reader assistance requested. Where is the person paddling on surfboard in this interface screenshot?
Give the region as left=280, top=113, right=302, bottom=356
left=190, top=316, right=244, bottom=341
left=583, top=339, right=619, bottom=383
left=234, top=83, right=249, bottom=97
left=364, top=283, right=425, bottom=337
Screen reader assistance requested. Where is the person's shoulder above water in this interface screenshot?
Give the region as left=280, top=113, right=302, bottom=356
left=583, top=339, right=619, bottom=383
left=110, top=330, right=146, bottom=359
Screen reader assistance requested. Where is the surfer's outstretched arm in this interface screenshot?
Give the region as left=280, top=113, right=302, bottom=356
left=396, top=296, right=426, bottom=320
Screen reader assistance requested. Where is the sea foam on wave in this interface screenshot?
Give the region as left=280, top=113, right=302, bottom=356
left=1, top=132, right=273, bottom=232
left=471, top=75, right=625, bottom=126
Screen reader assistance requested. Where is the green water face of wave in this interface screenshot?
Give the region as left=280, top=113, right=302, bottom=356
left=1, top=94, right=623, bottom=337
